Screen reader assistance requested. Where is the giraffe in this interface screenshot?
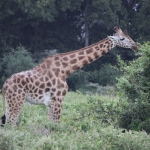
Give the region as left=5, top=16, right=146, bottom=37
left=1, top=27, right=137, bottom=126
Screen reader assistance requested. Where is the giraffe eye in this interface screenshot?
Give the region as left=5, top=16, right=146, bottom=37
left=120, top=38, right=125, bottom=41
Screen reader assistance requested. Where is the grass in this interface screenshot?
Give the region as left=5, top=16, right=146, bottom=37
left=0, top=91, right=150, bottom=150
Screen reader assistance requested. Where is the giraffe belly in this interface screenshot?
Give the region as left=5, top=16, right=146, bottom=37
left=25, top=92, right=51, bottom=106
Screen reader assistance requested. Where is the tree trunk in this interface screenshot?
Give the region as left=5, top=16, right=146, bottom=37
left=84, top=20, right=89, bottom=47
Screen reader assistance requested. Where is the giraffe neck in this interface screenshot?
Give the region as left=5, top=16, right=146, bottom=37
left=34, top=37, right=114, bottom=80
left=60, top=37, right=114, bottom=76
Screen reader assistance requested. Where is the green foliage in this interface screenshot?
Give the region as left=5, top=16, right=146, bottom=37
left=0, top=46, right=36, bottom=87
left=89, top=64, right=121, bottom=86
left=19, top=0, right=58, bottom=22
left=117, top=42, right=150, bottom=133
left=0, top=0, right=143, bottom=87
left=0, top=92, right=150, bottom=150
left=67, top=64, right=120, bottom=91
left=67, top=70, right=90, bottom=91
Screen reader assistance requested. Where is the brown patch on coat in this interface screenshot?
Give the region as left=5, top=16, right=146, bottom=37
left=52, top=88, right=56, bottom=92
left=57, top=80, right=64, bottom=89
left=52, top=78, right=56, bottom=86
left=35, top=81, right=40, bottom=87
left=39, top=90, right=43, bottom=94
left=82, top=60, right=88, bottom=66
left=78, top=51, right=84, bottom=55
left=86, top=48, right=93, bottom=54
left=100, top=44, right=103, bottom=48
left=78, top=56, right=84, bottom=60
left=62, top=57, right=69, bottom=61
left=62, top=89, right=67, bottom=95
left=30, top=78, right=34, bottom=83
left=62, top=62, right=68, bottom=68
left=55, top=61, right=60, bottom=66
left=39, top=83, right=45, bottom=89
left=102, top=50, right=107, bottom=55
left=41, top=64, right=46, bottom=69
left=47, top=82, right=51, bottom=87
left=45, top=88, right=50, bottom=93
left=69, top=54, right=76, bottom=58
left=54, top=57, right=59, bottom=60
left=48, top=71, right=53, bottom=78
left=45, top=76, right=49, bottom=82
left=21, top=80, right=26, bottom=86
left=17, top=78, right=20, bottom=83
left=93, top=52, right=99, bottom=59
left=46, top=59, right=52, bottom=68
left=95, top=46, right=100, bottom=50
left=65, top=70, right=70, bottom=76
left=40, top=77, right=44, bottom=82
left=57, top=91, right=61, bottom=96
left=70, top=59, right=77, bottom=64
left=53, top=68, right=60, bottom=77
left=72, top=65, right=80, bottom=70
left=88, top=56, right=93, bottom=62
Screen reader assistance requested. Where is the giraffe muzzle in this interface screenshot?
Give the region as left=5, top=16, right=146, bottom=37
left=132, top=44, right=138, bottom=50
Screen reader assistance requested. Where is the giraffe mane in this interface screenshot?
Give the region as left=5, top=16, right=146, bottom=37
left=51, top=38, right=108, bottom=57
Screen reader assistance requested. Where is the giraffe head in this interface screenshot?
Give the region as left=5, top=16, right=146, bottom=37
left=108, top=27, right=137, bottom=50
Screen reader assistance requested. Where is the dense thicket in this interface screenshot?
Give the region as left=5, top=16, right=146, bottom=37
left=1, top=92, right=150, bottom=150
left=0, top=0, right=150, bottom=88
left=117, top=42, right=150, bottom=133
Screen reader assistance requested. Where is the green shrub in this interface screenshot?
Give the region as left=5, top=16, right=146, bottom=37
left=67, top=70, right=90, bottom=91
left=0, top=46, right=36, bottom=87
left=67, top=64, right=121, bottom=91
left=1, top=92, right=150, bottom=150
left=89, top=64, right=121, bottom=86
left=117, top=42, right=150, bottom=133
left=35, top=127, right=150, bottom=150
left=0, top=132, right=15, bottom=150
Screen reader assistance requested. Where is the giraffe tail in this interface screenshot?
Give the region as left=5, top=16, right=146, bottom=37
left=1, top=87, right=6, bottom=126
left=1, top=87, right=6, bottom=114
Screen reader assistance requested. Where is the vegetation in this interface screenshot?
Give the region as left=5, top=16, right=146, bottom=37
left=0, top=46, right=36, bottom=87
left=67, top=64, right=121, bottom=90
left=1, top=92, right=150, bottom=150
left=1, top=1, right=150, bottom=149
left=0, top=0, right=149, bottom=88
left=117, top=42, right=150, bottom=133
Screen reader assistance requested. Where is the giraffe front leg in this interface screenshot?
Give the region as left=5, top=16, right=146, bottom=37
left=48, top=81, right=68, bottom=123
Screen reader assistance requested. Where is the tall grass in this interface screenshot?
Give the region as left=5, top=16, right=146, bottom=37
left=0, top=92, right=150, bottom=150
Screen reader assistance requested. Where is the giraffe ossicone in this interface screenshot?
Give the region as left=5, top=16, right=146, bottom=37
left=1, top=27, right=137, bottom=126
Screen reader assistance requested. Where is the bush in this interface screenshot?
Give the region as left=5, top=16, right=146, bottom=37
left=67, top=70, right=90, bottom=91
left=117, top=42, right=150, bottom=133
left=1, top=92, right=150, bottom=150
left=0, top=46, right=36, bottom=87
left=89, top=64, right=121, bottom=86
left=67, top=64, right=121, bottom=91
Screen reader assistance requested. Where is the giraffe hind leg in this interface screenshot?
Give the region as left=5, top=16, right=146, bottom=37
left=48, top=84, right=68, bottom=123
left=4, top=93, right=26, bottom=125
left=5, top=103, right=25, bottom=125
